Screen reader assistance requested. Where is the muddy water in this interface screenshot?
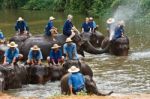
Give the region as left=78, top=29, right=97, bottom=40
left=0, top=10, right=149, bottom=98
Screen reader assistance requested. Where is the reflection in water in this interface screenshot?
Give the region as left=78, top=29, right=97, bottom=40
left=0, top=10, right=150, bottom=98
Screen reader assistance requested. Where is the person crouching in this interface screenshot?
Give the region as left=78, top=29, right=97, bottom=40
left=47, top=44, right=64, bottom=65
left=3, top=42, right=23, bottom=66
left=27, top=45, right=43, bottom=65
left=68, top=66, right=85, bottom=95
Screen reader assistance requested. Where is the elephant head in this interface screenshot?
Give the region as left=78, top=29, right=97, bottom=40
left=62, top=60, right=93, bottom=77
left=70, top=33, right=108, bottom=56
left=101, top=36, right=129, bottom=56
left=27, top=65, right=51, bottom=84
left=84, top=75, right=113, bottom=96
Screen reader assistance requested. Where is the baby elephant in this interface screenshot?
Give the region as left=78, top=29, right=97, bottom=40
left=61, top=73, right=113, bottom=96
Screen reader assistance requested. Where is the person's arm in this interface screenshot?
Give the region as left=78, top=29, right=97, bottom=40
left=68, top=75, right=73, bottom=95
left=12, top=48, right=19, bottom=64
left=57, top=50, right=62, bottom=64
left=50, top=50, right=56, bottom=64
left=3, top=49, right=8, bottom=64
left=63, top=44, right=68, bottom=60
left=3, top=56, right=7, bottom=64
left=28, top=50, right=33, bottom=64
left=72, top=44, right=77, bottom=59
left=38, top=50, right=43, bottom=64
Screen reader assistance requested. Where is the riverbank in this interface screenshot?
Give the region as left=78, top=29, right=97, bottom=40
left=50, top=94, right=150, bottom=99
left=0, top=93, right=150, bottom=99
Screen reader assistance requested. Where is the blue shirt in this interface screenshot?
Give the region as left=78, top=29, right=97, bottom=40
left=89, top=21, right=96, bottom=29
left=15, top=21, right=28, bottom=31
left=63, top=20, right=73, bottom=33
left=49, top=49, right=62, bottom=60
left=114, top=26, right=124, bottom=39
left=4, top=48, right=19, bottom=63
left=63, top=43, right=79, bottom=60
left=68, top=72, right=85, bottom=91
left=0, top=32, right=4, bottom=39
left=82, top=22, right=91, bottom=32
left=45, top=21, right=54, bottom=36
left=28, top=49, right=43, bottom=60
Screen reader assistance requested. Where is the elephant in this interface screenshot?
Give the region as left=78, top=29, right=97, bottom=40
left=61, top=73, right=113, bottom=96
left=0, top=65, right=27, bottom=90
left=14, top=34, right=107, bottom=60
left=26, top=60, right=93, bottom=84
left=101, top=36, right=129, bottom=56
left=81, top=31, right=105, bottom=48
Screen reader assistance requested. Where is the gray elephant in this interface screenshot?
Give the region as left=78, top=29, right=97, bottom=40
left=26, top=60, right=93, bottom=84
left=101, top=36, right=129, bottom=56
left=14, top=34, right=106, bottom=60
left=61, top=73, right=113, bottom=96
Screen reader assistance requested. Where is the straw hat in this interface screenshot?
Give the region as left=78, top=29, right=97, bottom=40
left=107, top=18, right=115, bottom=24
left=68, top=66, right=80, bottom=73
left=31, top=45, right=40, bottom=50
left=7, top=42, right=18, bottom=47
left=51, top=44, right=61, bottom=49
left=65, top=38, right=72, bottom=43
left=49, top=16, right=55, bottom=20
left=17, top=17, right=24, bottom=21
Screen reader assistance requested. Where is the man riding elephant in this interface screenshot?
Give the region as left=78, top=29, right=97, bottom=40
left=63, top=38, right=79, bottom=60
left=47, top=44, right=64, bottom=65
left=45, top=16, right=58, bottom=41
left=63, top=14, right=80, bottom=39
left=81, top=17, right=91, bottom=33
left=113, top=20, right=125, bottom=41
left=15, top=17, right=29, bottom=35
left=27, top=45, right=43, bottom=65
left=3, top=42, right=23, bottom=66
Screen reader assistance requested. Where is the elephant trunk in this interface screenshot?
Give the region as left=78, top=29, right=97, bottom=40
left=82, top=41, right=110, bottom=54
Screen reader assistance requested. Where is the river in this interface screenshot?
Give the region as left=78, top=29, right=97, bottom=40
left=0, top=10, right=150, bottom=98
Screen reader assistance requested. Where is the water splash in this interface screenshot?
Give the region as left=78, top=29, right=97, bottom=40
left=113, top=0, right=140, bottom=21
left=129, top=51, right=150, bottom=60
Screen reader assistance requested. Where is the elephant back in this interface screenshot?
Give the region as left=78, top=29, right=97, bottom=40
left=63, top=60, right=93, bottom=77
left=21, top=36, right=59, bottom=60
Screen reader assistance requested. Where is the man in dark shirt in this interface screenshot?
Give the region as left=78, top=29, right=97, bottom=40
left=63, top=14, right=80, bottom=39
left=81, top=17, right=91, bottom=33
left=15, top=17, right=29, bottom=35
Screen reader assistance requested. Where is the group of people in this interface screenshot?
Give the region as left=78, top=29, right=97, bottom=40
left=0, top=14, right=125, bottom=95
left=2, top=39, right=83, bottom=94
left=3, top=37, right=78, bottom=66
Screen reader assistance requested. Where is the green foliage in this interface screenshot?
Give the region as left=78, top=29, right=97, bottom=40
left=0, top=0, right=150, bottom=18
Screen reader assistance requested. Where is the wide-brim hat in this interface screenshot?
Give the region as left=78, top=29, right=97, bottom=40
left=49, top=16, right=55, bottom=20
left=68, top=66, right=80, bottom=73
left=7, top=42, right=18, bottom=47
left=31, top=45, right=40, bottom=50
left=17, top=17, right=24, bottom=21
left=66, top=38, right=72, bottom=43
left=107, top=18, right=115, bottom=24
left=52, top=44, right=61, bottom=49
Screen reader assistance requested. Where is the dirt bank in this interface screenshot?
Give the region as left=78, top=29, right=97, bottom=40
left=50, top=94, right=150, bottom=99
